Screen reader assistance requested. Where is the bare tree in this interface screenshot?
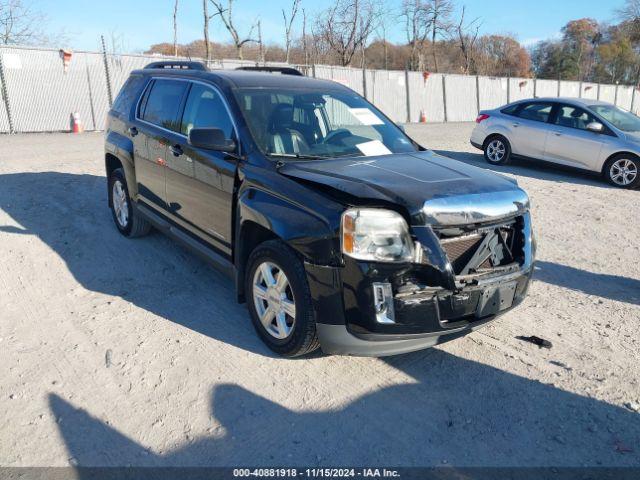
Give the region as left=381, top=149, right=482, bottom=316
left=257, top=19, right=265, bottom=63
left=453, top=5, right=480, bottom=74
left=401, top=0, right=431, bottom=70
left=315, top=0, right=381, bottom=66
left=427, top=0, right=455, bottom=72
left=282, top=0, right=301, bottom=64
left=173, top=0, right=179, bottom=56
left=302, top=8, right=309, bottom=65
left=376, top=15, right=389, bottom=70
left=209, top=0, right=258, bottom=60
left=203, top=0, right=211, bottom=61
left=0, top=0, right=45, bottom=45
left=617, top=0, right=640, bottom=21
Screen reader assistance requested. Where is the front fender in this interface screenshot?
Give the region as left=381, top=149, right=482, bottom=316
left=237, top=187, right=341, bottom=265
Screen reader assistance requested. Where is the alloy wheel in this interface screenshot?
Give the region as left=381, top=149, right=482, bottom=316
left=487, top=139, right=506, bottom=162
left=112, top=180, right=129, bottom=228
left=610, top=158, right=638, bottom=186
left=252, top=261, right=296, bottom=339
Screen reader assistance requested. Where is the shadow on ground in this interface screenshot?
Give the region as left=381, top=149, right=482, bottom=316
left=0, top=171, right=271, bottom=357
left=433, top=149, right=618, bottom=189
left=48, top=348, right=640, bottom=467
left=1, top=171, right=639, bottom=467
left=534, top=261, right=640, bottom=306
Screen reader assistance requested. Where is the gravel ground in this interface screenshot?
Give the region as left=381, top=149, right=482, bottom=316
left=0, top=123, right=638, bottom=467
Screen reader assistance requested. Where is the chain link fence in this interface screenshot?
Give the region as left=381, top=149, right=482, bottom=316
left=1, top=44, right=640, bottom=133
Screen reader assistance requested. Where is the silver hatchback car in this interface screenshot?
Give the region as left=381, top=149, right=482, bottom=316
left=470, top=97, right=640, bottom=188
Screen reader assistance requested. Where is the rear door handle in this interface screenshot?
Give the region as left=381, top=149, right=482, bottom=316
left=512, top=123, right=519, bottom=128
left=128, top=126, right=138, bottom=137
left=170, top=144, right=183, bottom=157
left=554, top=132, right=563, bottom=136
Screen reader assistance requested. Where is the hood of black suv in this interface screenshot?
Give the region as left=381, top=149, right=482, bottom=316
left=279, top=150, right=524, bottom=222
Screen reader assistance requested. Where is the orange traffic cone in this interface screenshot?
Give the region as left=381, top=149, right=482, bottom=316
left=71, top=112, right=84, bottom=133
left=419, top=110, right=427, bottom=123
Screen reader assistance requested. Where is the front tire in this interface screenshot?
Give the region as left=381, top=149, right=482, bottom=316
left=483, top=135, right=512, bottom=165
left=108, top=168, right=151, bottom=237
left=245, top=240, right=319, bottom=357
left=604, top=155, right=640, bottom=189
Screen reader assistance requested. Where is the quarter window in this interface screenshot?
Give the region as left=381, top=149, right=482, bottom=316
left=516, top=102, right=553, bottom=123
left=112, top=75, right=145, bottom=117
left=141, top=79, right=188, bottom=132
left=180, top=83, right=234, bottom=138
left=501, top=104, right=520, bottom=116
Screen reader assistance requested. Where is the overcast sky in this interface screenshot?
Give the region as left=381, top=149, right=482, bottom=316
left=38, top=0, right=626, bottom=52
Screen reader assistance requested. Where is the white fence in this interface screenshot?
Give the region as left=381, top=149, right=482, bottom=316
left=1, top=44, right=640, bottom=133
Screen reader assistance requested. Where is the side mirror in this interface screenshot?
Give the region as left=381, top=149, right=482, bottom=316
left=586, top=121, right=604, bottom=133
left=188, top=128, right=236, bottom=152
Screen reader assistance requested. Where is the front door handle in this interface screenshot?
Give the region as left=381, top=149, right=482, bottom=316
left=554, top=132, right=563, bottom=137
left=512, top=123, right=520, bottom=128
left=128, top=126, right=138, bottom=137
left=170, top=144, right=183, bottom=157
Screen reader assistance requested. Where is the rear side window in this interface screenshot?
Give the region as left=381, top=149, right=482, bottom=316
left=141, top=79, right=189, bottom=132
left=516, top=102, right=553, bottom=123
left=180, top=83, right=234, bottom=138
left=112, top=75, right=145, bottom=117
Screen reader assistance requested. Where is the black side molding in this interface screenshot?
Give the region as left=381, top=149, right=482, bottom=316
left=135, top=203, right=235, bottom=279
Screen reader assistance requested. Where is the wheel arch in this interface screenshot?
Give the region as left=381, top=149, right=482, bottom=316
left=482, top=131, right=511, bottom=149
left=105, top=130, right=137, bottom=200
left=601, top=151, right=640, bottom=175
left=234, top=188, right=339, bottom=303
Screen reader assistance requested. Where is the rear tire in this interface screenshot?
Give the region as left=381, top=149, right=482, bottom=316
left=483, top=135, right=512, bottom=165
left=603, top=154, right=640, bottom=189
left=108, top=168, right=151, bottom=237
left=245, top=240, right=319, bottom=357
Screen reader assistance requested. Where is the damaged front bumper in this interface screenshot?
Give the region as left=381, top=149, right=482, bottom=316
left=306, top=211, right=535, bottom=357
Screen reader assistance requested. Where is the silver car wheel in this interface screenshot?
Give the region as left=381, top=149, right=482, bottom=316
left=610, top=158, right=638, bottom=186
left=252, top=261, right=296, bottom=340
left=112, top=180, right=129, bottom=228
left=487, top=139, right=506, bottom=162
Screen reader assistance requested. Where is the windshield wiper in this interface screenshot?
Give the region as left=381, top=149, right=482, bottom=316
left=267, top=153, right=328, bottom=160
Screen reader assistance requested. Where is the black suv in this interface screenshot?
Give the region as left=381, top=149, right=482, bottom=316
left=105, top=61, right=535, bottom=357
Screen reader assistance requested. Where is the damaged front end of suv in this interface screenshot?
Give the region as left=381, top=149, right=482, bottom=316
left=281, top=152, right=536, bottom=356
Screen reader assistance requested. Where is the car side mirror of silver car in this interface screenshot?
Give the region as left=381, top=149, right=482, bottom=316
left=586, top=121, right=604, bottom=133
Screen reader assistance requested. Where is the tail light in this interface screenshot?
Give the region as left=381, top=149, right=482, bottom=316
left=476, top=114, right=490, bottom=123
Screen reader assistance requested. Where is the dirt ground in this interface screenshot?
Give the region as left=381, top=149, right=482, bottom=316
left=0, top=123, right=638, bottom=467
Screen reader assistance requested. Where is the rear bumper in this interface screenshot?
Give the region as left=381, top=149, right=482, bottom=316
left=471, top=140, right=483, bottom=150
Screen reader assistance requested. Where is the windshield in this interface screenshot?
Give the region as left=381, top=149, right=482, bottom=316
left=588, top=104, right=640, bottom=132
left=234, top=88, right=417, bottom=159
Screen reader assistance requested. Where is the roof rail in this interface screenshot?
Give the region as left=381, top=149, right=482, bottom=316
left=236, top=66, right=304, bottom=76
left=144, top=61, right=207, bottom=71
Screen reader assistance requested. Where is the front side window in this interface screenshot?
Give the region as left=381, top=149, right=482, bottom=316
left=553, top=105, right=598, bottom=130
left=141, top=79, right=188, bottom=132
left=180, top=83, right=235, bottom=138
left=234, top=88, right=417, bottom=159
left=588, top=104, right=640, bottom=132
left=516, top=102, right=553, bottom=123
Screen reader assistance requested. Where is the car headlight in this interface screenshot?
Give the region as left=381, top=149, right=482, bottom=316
left=341, top=208, right=414, bottom=262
